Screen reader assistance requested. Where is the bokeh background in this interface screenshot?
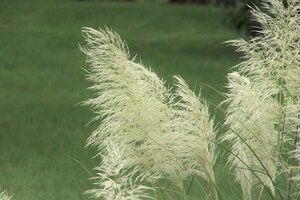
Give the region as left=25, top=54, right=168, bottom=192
left=0, top=0, right=253, bottom=199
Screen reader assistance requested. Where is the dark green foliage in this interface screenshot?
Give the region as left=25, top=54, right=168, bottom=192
left=169, top=0, right=211, bottom=4
left=218, top=0, right=236, bottom=6
left=228, top=0, right=260, bottom=35
left=169, top=0, right=236, bottom=5
left=76, top=0, right=136, bottom=2
left=228, top=0, right=289, bottom=35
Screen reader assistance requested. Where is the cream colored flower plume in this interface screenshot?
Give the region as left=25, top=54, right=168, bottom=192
left=86, top=141, right=159, bottom=200
left=229, top=0, right=300, bottom=101
left=223, top=72, right=280, bottom=199
left=81, top=27, right=182, bottom=183
left=81, top=27, right=217, bottom=198
left=0, top=190, right=12, bottom=200
left=173, top=76, right=216, bottom=193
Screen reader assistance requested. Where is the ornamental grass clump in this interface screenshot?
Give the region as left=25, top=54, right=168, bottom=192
left=223, top=0, right=300, bottom=199
left=81, top=0, right=299, bottom=199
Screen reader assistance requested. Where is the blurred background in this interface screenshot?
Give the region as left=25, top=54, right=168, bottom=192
left=0, top=0, right=257, bottom=199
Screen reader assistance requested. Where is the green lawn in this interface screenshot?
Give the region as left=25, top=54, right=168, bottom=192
left=0, top=1, right=241, bottom=199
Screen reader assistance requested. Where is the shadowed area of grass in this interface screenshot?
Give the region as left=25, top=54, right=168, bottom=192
left=0, top=1, right=241, bottom=199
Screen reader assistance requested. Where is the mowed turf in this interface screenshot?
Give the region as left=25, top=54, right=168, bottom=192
left=0, top=1, right=241, bottom=199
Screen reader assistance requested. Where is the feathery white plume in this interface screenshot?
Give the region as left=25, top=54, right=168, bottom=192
left=86, top=141, right=159, bottom=200
left=0, top=190, right=12, bottom=200
left=81, top=27, right=184, bottom=189
left=224, top=72, right=280, bottom=199
left=229, top=0, right=300, bottom=102
left=81, top=27, right=218, bottom=198
left=172, top=76, right=217, bottom=198
left=173, top=76, right=216, bottom=184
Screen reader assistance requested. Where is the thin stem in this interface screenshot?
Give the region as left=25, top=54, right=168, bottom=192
left=227, top=126, right=284, bottom=200
left=215, top=140, right=277, bottom=200
left=286, top=137, right=297, bottom=199
left=279, top=113, right=286, bottom=152
left=186, top=176, right=194, bottom=197
left=286, top=112, right=300, bottom=199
